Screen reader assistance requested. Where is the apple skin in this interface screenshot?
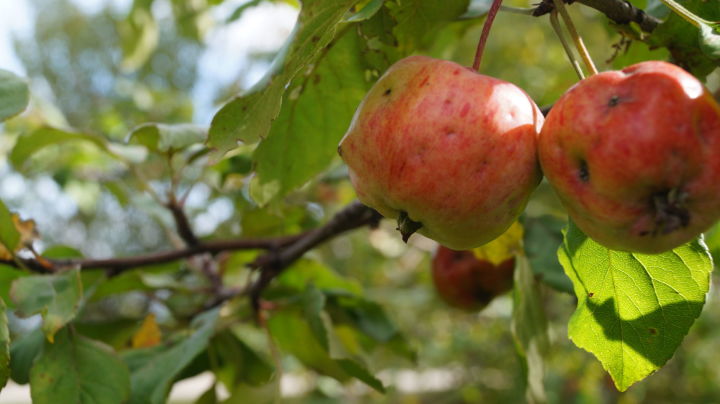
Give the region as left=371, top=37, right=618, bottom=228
left=539, top=61, right=720, bottom=253
left=338, top=56, right=544, bottom=250
left=432, top=246, right=515, bottom=311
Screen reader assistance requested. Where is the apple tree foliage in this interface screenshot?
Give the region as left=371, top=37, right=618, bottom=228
left=1, top=0, right=720, bottom=402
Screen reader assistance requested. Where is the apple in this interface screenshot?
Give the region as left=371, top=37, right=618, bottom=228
left=539, top=61, right=720, bottom=253
left=338, top=56, right=544, bottom=250
left=432, top=245, right=515, bottom=311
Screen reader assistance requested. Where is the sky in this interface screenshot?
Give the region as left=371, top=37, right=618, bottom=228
left=0, top=0, right=299, bottom=123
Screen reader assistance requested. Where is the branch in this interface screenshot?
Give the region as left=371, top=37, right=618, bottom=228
left=2, top=234, right=304, bottom=274
left=165, top=195, right=199, bottom=246
left=245, top=201, right=382, bottom=313
left=533, top=0, right=661, bottom=33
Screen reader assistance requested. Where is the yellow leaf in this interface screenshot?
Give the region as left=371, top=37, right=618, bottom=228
left=0, top=214, right=38, bottom=260
left=132, top=314, right=162, bottom=348
left=472, top=221, right=524, bottom=266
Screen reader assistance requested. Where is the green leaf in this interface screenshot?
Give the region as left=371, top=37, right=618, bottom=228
left=387, top=0, right=469, bottom=51
left=330, top=294, right=397, bottom=342
left=0, top=69, right=29, bottom=121
left=29, top=329, right=130, bottom=404
left=523, top=215, right=573, bottom=294
left=647, top=0, right=720, bottom=80
left=210, top=330, right=274, bottom=387
left=345, top=0, right=384, bottom=22
left=249, top=26, right=372, bottom=204
left=118, top=2, right=159, bottom=71
left=699, top=23, right=720, bottom=59
left=511, top=255, right=549, bottom=404
left=0, top=201, right=20, bottom=253
left=128, top=123, right=206, bottom=153
left=0, top=266, right=26, bottom=308
left=11, top=268, right=83, bottom=342
left=0, top=298, right=9, bottom=392
left=558, top=221, right=713, bottom=391
left=124, top=308, right=219, bottom=404
left=10, top=328, right=44, bottom=384
left=207, top=0, right=360, bottom=157
left=303, top=285, right=329, bottom=351
left=268, top=310, right=348, bottom=380
left=336, top=358, right=385, bottom=393
left=274, top=258, right=363, bottom=295
left=10, top=126, right=110, bottom=170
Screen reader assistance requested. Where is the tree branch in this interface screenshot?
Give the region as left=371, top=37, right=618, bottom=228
left=533, top=0, right=661, bottom=33
left=240, top=201, right=381, bottom=314
left=165, top=195, right=199, bottom=246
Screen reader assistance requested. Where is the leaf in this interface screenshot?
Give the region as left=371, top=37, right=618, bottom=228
left=131, top=314, right=162, bottom=348
left=303, top=285, right=329, bottom=351
left=386, top=0, right=470, bottom=51
left=207, top=0, right=361, bottom=156
left=699, top=23, right=720, bottom=59
left=125, top=308, right=219, bottom=404
left=10, top=328, right=44, bottom=384
left=249, top=27, right=373, bottom=204
left=10, top=126, right=110, bottom=170
left=128, top=123, right=206, bottom=153
left=11, top=268, right=83, bottom=342
left=0, top=298, right=9, bottom=392
left=558, top=221, right=713, bottom=391
left=647, top=0, right=720, bottom=80
left=336, top=358, right=385, bottom=393
left=0, top=214, right=39, bottom=260
left=472, top=221, right=523, bottom=266
left=118, top=2, right=159, bottom=71
left=0, top=201, right=20, bottom=256
left=344, top=0, right=384, bottom=22
left=511, top=255, right=549, bottom=404
left=210, top=330, right=273, bottom=387
left=330, top=294, right=397, bottom=342
left=274, top=258, right=363, bottom=295
left=0, top=266, right=26, bottom=309
left=523, top=215, right=573, bottom=294
left=29, top=329, right=130, bottom=404
left=0, top=69, right=29, bottom=121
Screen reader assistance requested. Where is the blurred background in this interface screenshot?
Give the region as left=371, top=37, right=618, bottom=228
left=1, top=0, right=720, bottom=403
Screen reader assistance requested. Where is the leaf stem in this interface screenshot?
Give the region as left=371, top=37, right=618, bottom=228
left=552, top=0, right=598, bottom=75
left=549, top=11, right=585, bottom=80
left=472, top=0, right=504, bottom=71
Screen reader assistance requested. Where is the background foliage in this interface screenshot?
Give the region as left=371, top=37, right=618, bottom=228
left=0, top=0, right=720, bottom=403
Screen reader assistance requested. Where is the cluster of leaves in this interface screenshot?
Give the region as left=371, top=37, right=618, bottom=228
left=0, top=0, right=718, bottom=402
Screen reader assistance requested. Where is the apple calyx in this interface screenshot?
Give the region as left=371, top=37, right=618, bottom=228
left=396, top=211, right=422, bottom=243
left=650, top=188, right=689, bottom=236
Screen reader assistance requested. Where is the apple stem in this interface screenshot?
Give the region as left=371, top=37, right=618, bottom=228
left=552, top=0, right=598, bottom=76
left=549, top=10, right=585, bottom=80
left=396, top=211, right=422, bottom=243
left=472, top=0, right=504, bottom=72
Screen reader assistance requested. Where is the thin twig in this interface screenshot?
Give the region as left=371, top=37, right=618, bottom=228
left=553, top=0, right=598, bottom=75
left=533, top=0, right=661, bottom=33
left=550, top=10, right=586, bottom=80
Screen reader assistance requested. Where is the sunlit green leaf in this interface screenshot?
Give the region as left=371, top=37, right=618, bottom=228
left=118, top=2, right=159, bottom=71
left=0, top=69, right=29, bottom=121
left=699, top=23, right=720, bottom=59
left=11, top=268, right=83, bottom=342
left=208, top=0, right=361, bottom=157
left=29, top=329, right=130, bottom=404
left=387, top=0, right=469, bottom=51
left=558, top=221, right=712, bottom=391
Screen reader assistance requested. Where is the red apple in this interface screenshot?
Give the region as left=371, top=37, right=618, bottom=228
left=432, top=246, right=515, bottom=311
left=338, top=56, right=543, bottom=250
left=539, top=61, right=720, bottom=253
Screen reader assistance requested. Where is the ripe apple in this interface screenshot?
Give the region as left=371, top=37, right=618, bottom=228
left=338, top=56, right=544, bottom=250
left=539, top=61, right=720, bottom=253
left=432, top=245, right=515, bottom=311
